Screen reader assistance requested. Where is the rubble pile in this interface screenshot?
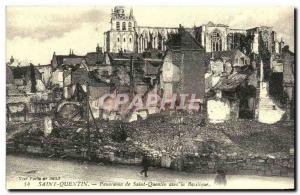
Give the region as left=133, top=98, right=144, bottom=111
left=7, top=113, right=294, bottom=177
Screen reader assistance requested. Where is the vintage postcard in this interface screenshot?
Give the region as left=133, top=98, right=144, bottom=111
left=6, top=5, right=295, bottom=190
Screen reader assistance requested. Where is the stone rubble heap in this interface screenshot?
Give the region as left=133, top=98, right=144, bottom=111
left=7, top=113, right=294, bottom=177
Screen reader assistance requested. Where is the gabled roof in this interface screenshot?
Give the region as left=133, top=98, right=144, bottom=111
left=52, top=53, right=84, bottom=67
left=165, top=49, right=210, bottom=99
left=71, top=68, right=111, bottom=88
left=207, top=49, right=246, bottom=65
left=206, top=21, right=229, bottom=28
left=213, top=73, right=248, bottom=91
left=107, top=52, right=144, bottom=68
left=62, top=57, right=84, bottom=66
left=170, top=50, right=211, bottom=68
left=108, top=52, right=143, bottom=60
left=167, top=28, right=204, bottom=51
left=85, top=52, right=105, bottom=65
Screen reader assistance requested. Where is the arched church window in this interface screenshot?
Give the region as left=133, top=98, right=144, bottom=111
left=129, top=37, right=132, bottom=42
left=211, top=31, right=222, bottom=51
left=262, top=30, right=269, bottom=49
left=128, top=22, right=132, bottom=31
left=117, top=37, right=120, bottom=42
left=116, top=22, right=120, bottom=31
left=122, top=22, right=126, bottom=30
left=227, top=33, right=234, bottom=50
left=124, top=37, right=126, bottom=42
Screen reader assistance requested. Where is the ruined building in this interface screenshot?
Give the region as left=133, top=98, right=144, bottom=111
left=104, top=6, right=179, bottom=53
left=194, top=24, right=285, bottom=54
left=104, top=6, right=286, bottom=56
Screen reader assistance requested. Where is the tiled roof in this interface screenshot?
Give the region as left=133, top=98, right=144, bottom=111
left=167, top=49, right=210, bottom=99
left=206, top=21, right=229, bottom=27
left=108, top=52, right=143, bottom=61
left=85, top=52, right=105, bottom=65
left=167, top=28, right=204, bottom=51
left=213, top=73, right=248, bottom=91
left=71, top=68, right=111, bottom=87
left=54, top=54, right=84, bottom=67
left=206, top=49, right=240, bottom=65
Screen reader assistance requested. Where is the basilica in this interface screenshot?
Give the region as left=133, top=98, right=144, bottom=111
left=104, top=6, right=285, bottom=55
left=103, top=6, right=178, bottom=53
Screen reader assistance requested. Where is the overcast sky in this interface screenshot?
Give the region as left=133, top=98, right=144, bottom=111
left=6, top=6, right=294, bottom=64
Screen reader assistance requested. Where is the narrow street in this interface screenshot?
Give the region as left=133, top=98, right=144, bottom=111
left=6, top=155, right=294, bottom=190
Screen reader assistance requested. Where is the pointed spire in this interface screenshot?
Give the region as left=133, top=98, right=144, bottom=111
left=129, top=7, right=133, bottom=18
left=69, top=48, right=72, bottom=55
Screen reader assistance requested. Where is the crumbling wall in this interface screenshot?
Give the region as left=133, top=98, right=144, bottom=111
left=207, top=99, right=231, bottom=123
left=7, top=114, right=294, bottom=177
left=258, top=82, right=285, bottom=124
left=51, top=70, right=64, bottom=87
left=171, top=152, right=294, bottom=177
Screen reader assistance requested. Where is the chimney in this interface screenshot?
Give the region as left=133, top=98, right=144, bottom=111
left=96, top=44, right=102, bottom=53
left=119, top=48, right=123, bottom=56
left=10, top=56, right=14, bottom=63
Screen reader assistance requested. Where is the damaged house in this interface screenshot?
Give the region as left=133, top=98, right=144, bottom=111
left=50, top=50, right=85, bottom=91
left=36, top=64, right=53, bottom=88
left=104, top=50, right=164, bottom=121
left=205, top=49, right=257, bottom=123
left=267, top=45, right=294, bottom=121
left=8, top=63, right=45, bottom=94
left=159, top=26, right=206, bottom=112
left=7, top=60, right=53, bottom=122
left=52, top=47, right=113, bottom=121
left=282, top=46, right=295, bottom=120
left=51, top=46, right=163, bottom=122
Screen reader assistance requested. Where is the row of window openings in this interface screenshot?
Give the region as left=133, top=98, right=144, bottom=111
left=116, top=22, right=132, bottom=31
left=117, top=37, right=132, bottom=43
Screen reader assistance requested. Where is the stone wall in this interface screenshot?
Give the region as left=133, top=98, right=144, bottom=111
left=207, top=99, right=231, bottom=123
left=7, top=114, right=294, bottom=178
left=258, top=82, right=285, bottom=124
left=169, top=153, right=294, bottom=177
left=8, top=141, right=294, bottom=178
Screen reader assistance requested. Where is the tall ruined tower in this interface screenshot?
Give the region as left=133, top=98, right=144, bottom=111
left=104, top=6, right=137, bottom=53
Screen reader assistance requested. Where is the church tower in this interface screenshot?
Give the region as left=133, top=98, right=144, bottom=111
left=104, top=6, right=137, bottom=53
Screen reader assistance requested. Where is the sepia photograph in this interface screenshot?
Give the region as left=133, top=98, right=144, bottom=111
left=5, top=4, right=295, bottom=190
